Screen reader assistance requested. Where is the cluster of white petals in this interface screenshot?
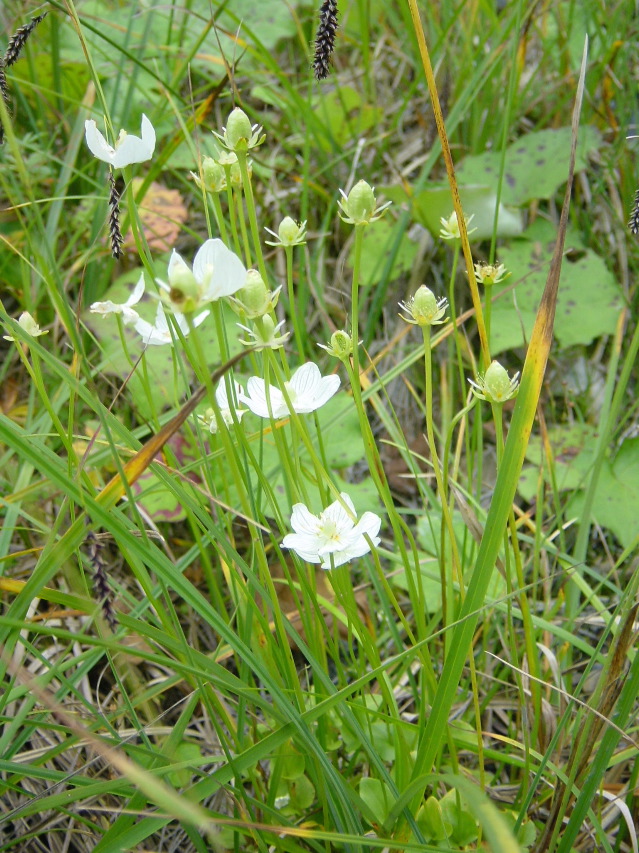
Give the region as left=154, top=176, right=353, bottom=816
left=282, top=493, right=381, bottom=569
left=89, top=275, right=208, bottom=347
left=133, top=302, right=209, bottom=347
left=84, top=114, right=156, bottom=169
left=242, top=363, right=340, bottom=419
left=157, top=239, right=247, bottom=313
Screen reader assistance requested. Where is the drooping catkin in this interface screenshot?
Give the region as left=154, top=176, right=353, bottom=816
left=4, top=12, right=48, bottom=68
left=628, top=188, right=639, bottom=236
left=85, top=531, right=118, bottom=630
left=0, top=61, right=8, bottom=144
left=108, top=171, right=124, bottom=259
left=313, top=0, right=338, bottom=80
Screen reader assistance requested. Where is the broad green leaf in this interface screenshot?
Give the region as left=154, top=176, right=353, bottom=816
left=359, top=777, right=393, bottom=826
left=490, top=222, right=623, bottom=354
left=568, top=438, right=639, bottom=549
left=457, top=126, right=602, bottom=206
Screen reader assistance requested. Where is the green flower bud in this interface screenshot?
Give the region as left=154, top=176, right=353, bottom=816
left=339, top=180, right=375, bottom=225
left=238, top=315, right=289, bottom=349
left=399, top=285, right=448, bottom=327
left=216, top=108, right=265, bottom=153
left=201, top=156, right=226, bottom=193
left=265, top=216, right=307, bottom=247
left=225, top=108, right=253, bottom=150
left=233, top=270, right=280, bottom=319
left=318, top=329, right=354, bottom=361
left=469, top=360, right=520, bottom=404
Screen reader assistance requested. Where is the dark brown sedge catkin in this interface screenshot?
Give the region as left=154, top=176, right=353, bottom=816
left=85, top=531, right=118, bottom=630
left=4, top=12, right=48, bottom=68
left=313, top=0, right=338, bottom=80
left=0, top=61, right=8, bottom=144
left=108, top=171, right=124, bottom=259
left=628, top=188, right=639, bottom=236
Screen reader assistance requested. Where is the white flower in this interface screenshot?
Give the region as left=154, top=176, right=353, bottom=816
left=282, top=493, right=382, bottom=569
left=157, top=238, right=247, bottom=312
left=84, top=114, right=156, bottom=168
left=133, top=302, right=209, bottom=347
left=198, top=379, right=248, bottom=434
left=89, top=274, right=145, bottom=325
left=3, top=311, right=48, bottom=341
left=243, top=363, right=340, bottom=419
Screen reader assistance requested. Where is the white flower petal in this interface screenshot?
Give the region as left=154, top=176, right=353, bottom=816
left=127, top=274, right=146, bottom=306
left=281, top=533, right=323, bottom=563
left=111, top=114, right=156, bottom=168
left=243, top=364, right=340, bottom=418
left=243, top=377, right=288, bottom=418
left=289, top=503, right=322, bottom=536
left=167, top=250, right=193, bottom=285
left=84, top=120, right=116, bottom=163
left=194, top=238, right=247, bottom=300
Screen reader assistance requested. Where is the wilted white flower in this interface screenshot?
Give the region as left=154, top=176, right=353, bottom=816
left=84, top=114, right=156, bottom=168
left=133, top=302, right=209, bottom=347
left=282, top=493, right=382, bottom=569
left=439, top=210, right=476, bottom=241
left=198, top=378, right=248, bottom=434
left=243, top=362, right=340, bottom=418
left=469, top=360, right=520, bottom=403
left=89, top=274, right=145, bottom=325
left=157, top=238, right=247, bottom=313
left=3, top=311, right=48, bottom=341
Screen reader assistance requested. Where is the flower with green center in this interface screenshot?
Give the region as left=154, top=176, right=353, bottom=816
left=265, top=216, right=307, bottom=247
left=282, top=493, right=382, bottom=569
left=243, top=362, right=340, bottom=418
left=3, top=311, right=48, bottom=341
left=214, top=107, right=265, bottom=153
left=84, top=114, right=156, bottom=169
left=157, top=238, right=247, bottom=313
left=439, top=210, right=476, bottom=241
left=473, top=262, right=509, bottom=286
left=399, top=285, right=448, bottom=327
left=197, top=379, right=248, bottom=434
left=337, top=180, right=392, bottom=226
left=90, top=274, right=145, bottom=325
left=469, top=360, right=520, bottom=403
